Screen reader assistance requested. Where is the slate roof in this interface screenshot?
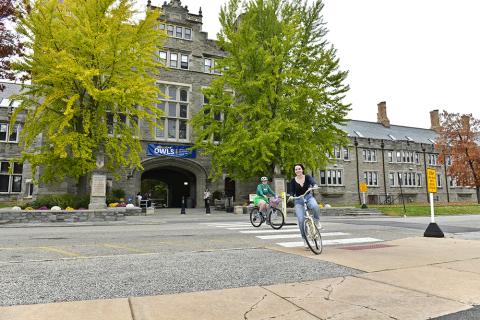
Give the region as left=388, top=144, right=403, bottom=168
left=340, top=120, right=438, bottom=145
left=0, top=82, right=23, bottom=101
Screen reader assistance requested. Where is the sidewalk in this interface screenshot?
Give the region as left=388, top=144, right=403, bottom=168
left=2, top=236, right=480, bottom=320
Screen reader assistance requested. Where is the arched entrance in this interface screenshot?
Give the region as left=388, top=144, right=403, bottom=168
left=139, top=158, right=208, bottom=208
left=142, top=167, right=196, bottom=208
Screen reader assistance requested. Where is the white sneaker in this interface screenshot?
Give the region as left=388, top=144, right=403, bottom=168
left=315, top=221, right=323, bottom=230
left=303, top=240, right=309, bottom=249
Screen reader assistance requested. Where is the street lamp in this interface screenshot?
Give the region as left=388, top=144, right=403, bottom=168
left=397, top=173, right=406, bottom=214
left=181, top=181, right=188, bottom=214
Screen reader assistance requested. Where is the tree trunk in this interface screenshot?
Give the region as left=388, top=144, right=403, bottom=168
left=476, top=186, right=480, bottom=204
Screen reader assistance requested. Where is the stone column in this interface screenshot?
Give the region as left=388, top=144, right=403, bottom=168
left=88, top=152, right=107, bottom=210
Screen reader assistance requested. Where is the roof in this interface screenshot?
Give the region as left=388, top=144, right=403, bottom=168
left=0, top=82, right=23, bottom=100
left=340, top=120, right=438, bottom=145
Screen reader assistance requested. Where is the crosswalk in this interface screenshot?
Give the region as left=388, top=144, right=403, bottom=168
left=201, top=222, right=383, bottom=249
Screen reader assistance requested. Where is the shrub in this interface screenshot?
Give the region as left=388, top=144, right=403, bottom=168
left=112, top=188, right=125, bottom=200
left=29, top=194, right=89, bottom=210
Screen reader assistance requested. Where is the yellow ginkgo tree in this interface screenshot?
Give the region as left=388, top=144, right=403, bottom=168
left=11, top=0, right=164, bottom=183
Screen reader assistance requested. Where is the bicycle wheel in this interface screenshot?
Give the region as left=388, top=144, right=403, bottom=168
left=268, top=208, right=284, bottom=229
left=250, top=208, right=264, bottom=227
left=304, top=218, right=323, bottom=254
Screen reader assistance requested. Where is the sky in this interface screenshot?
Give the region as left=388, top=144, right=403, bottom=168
left=144, top=0, right=480, bottom=129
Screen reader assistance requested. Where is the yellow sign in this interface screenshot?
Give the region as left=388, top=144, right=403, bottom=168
left=359, top=182, right=368, bottom=193
left=427, top=168, right=437, bottom=193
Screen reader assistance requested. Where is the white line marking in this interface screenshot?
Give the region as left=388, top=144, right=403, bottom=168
left=277, top=237, right=382, bottom=247
left=258, top=232, right=349, bottom=240
left=239, top=227, right=300, bottom=233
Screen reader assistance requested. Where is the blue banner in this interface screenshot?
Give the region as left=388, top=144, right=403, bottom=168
left=147, top=144, right=196, bottom=158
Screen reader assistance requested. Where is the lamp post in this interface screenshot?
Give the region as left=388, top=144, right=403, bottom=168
left=398, top=173, right=406, bottom=214
left=181, top=181, right=188, bottom=214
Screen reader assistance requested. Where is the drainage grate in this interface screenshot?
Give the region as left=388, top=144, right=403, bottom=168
left=340, top=243, right=396, bottom=251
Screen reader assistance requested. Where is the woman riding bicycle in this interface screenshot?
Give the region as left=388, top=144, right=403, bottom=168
left=290, top=164, right=322, bottom=246
left=253, top=176, right=276, bottom=214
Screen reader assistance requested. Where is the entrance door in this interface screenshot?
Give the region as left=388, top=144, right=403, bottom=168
left=141, top=167, right=196, bottom=208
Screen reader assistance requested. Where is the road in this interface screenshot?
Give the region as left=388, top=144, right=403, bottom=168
left=1, top=210, right=480, bottom=309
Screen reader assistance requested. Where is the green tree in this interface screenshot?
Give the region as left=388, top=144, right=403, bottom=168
left=10, top=0, right=164, bottom=183
left=191, top=0, right=350, bottom=179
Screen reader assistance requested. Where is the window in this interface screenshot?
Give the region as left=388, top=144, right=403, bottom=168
left=394, top=171, right=422, bottom=187
left=159, top=51, right=167, bottom=65
left=389, top=172, right=396, bottom=186
left=387, top=151, right=393, bottom=163
left=163, top=24, right=192, bottom=40
left=25, top=179, right=34, bottom=197
left=159, top=24, right=165, bottom=31
left=167, top=25, right=174, bottom=36
left=156, top=84, right=190, bottom=141
left=175, top=26, right=183, bottom=38
left=429, top=154, right=438, bottom=165
left=0, top=161, right=22, bottom=193
left=445, top=155, right=452, bottom=166
left=448, top=176, right=457, bottom=188
left=169, top=53, right=178, bottom=68
left=396, top=151, right=401, bottom=163
left=436, top=173, right=442, bottom=188
left=0, top=123, right=19, bottom=143
left=362, top=149, right=377, bottom=162
left=204, top=58, right=212, bottom=73
left=180, top=54, right=189, bottom=69
left=106, top=112, right=133, bottom=135
left=363, top=171, right=378, bottom=186
left=329, top=146, right=349, bottom=160
left=184, top=28, right=192, bottom=40
left=319, top=169, right=343, bottom=186
left=160, top=51, right=189, bottom=70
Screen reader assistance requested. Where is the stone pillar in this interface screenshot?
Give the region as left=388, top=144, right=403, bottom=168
left=88, top=152, right=107, bottom=209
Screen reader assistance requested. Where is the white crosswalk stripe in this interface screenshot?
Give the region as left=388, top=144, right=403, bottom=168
left=256, top=232, right=349, bottom=240
left=200, top=222, right=383, bottom=248
left=277, top=237, right=382, bottom=248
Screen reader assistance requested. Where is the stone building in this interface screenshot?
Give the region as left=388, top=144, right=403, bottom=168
left=0, top=0, right=477, bottom=206
left=316, top=103, right=476, bottom=206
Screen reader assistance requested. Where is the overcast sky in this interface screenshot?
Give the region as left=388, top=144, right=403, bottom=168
left=143, top=0, right=480, bottom=129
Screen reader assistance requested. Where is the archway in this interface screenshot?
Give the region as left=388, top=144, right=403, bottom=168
left=141, top=167, right=196, bottom=208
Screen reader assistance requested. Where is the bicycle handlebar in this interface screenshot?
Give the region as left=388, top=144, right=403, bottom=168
left=287, top=186, right=320, bottom=202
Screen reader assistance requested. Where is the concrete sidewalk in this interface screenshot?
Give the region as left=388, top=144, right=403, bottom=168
left=2, top=237, right=480, bottom=320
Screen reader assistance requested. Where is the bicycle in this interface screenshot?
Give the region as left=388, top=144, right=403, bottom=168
left=288, top=187, right=323, bottom=254
left=249, top=197, right=284, bottom=229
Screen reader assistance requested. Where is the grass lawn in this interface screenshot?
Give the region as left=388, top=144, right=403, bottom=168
left=370, top=203, right=480, bottom=216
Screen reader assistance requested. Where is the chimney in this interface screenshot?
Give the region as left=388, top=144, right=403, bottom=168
left=377, top=101, right=390, bottom=127
left=430, top=110, right=441, bottom=132
left=461, top=115, right=470, bottom=131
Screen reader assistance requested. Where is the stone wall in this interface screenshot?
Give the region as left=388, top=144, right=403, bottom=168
left=0, top=207, right=142, bottom=224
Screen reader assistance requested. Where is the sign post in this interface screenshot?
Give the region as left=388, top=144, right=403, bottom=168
left=273, top=178, right=286, bottom=219
left=359, top=182, right=368, bottom=209
left=424, top=168, right=444, bottom=237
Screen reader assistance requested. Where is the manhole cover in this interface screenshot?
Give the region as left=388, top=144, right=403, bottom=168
left=340, top=243, right=395, bottom=250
